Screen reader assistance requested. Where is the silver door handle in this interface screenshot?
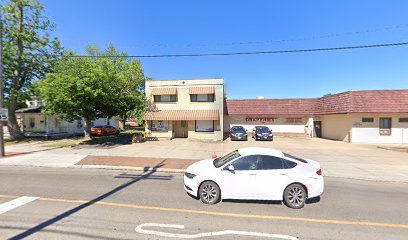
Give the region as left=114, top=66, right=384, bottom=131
left=280, top=173, right=287, bottom=175
left=249, top=173, right=257, bottom=176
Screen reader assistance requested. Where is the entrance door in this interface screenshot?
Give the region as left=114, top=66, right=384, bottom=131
left=314, top=121, right=322, bottom=138
left=174, top=121, right=188, bottom=138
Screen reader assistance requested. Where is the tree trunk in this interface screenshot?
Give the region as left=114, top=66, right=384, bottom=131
left=83, top=118, right=92, bottom=140
left=7, top=5, right=25, bottom=140
left=119, top=114, right=126, bottom=130
left=7, top=99, right=24, bottom=140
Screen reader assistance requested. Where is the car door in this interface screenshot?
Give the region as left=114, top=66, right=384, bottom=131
left=256, top=155, right=291, bottom=200
left=220, top=155, right=262, bottom=199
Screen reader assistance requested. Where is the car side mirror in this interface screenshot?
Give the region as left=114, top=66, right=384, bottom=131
left=225, top=165, right=235, bottom=173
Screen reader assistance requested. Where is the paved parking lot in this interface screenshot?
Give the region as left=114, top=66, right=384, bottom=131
left=4, top=135, right=408, bottom=182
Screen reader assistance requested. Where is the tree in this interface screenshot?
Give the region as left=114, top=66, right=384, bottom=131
left=1, top=0, right=62, bottom=139
left=36, top=45, right=145, bottom=139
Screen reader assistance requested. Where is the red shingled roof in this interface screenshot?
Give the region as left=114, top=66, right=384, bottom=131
left=226, top=98, right=318, bottom=115
left=226, top=90, right=408, bottom=115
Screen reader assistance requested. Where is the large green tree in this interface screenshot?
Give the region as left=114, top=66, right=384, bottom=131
left=1, top=0, right=62, bottom=139
left=36, top=45, right=145, bottom=139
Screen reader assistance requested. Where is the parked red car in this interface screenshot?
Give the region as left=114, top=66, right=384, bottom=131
left=91, top=125, right=120, bottom=136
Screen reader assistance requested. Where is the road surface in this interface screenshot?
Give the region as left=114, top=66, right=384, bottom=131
left=0, top=166, right=407, bottom=239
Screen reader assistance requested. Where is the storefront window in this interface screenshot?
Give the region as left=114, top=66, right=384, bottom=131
left=195, top=120, right=214, bottom=132
left=151, top=120, right=169, bottom=132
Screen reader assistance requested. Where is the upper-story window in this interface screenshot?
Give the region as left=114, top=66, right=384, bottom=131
left=190, top=94, right=215, bottom=102
left=154, top=95, right=177, bottom=102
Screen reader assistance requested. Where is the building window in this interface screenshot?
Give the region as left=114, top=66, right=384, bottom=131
left=195, top=120, right=214, bottom=132
left=399, top=118, right=408, bottom=123
left=151, top=120, right=168, bottom=132
left=29, top=118, right=35, bottom=128
left=379, top=118, right=392, bottom=136
left=190, top=94, right=215, bottom=102
left=362, top=117, right=374, bottom=123
left=154, top=95, right=177, bottom=102
left=77, top=119, right=83, bottom=128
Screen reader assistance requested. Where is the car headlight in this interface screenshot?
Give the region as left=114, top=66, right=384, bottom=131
left=257, top=133, right=262, bottom=136
left=185, top=172, right=196, bottom=179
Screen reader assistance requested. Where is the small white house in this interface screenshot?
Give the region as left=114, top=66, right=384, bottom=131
left=15, top=97, right=119, bottom=138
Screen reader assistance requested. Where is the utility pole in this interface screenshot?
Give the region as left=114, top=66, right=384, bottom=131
left=0, top=13, right=5, bottom=157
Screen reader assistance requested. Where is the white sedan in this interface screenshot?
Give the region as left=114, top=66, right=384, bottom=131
left=184, top=147, right=324, bottom=209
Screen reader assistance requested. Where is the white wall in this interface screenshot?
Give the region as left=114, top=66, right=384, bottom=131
left=351, top=114, right=408, bottom=144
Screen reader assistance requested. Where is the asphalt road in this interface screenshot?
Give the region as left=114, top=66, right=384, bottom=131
left=0, top=166, right=407, bottom=240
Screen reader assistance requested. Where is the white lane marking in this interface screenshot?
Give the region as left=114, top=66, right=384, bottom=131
left=135, top=223, right=298, bottom=239
left=0, top=196, right=39, bottom=215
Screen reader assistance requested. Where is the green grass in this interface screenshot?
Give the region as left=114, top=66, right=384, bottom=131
left=41, top=139, right=81, bottom=148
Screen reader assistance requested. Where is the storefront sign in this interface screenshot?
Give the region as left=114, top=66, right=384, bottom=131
left=246, top=117, right=276, bottom=123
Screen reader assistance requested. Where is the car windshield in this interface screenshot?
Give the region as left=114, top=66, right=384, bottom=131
left=283, top=153, right=308, bottom=163
left=213, top=150, right=241, bottom=168
left=231, top=126, right=245, bottom=132
left=256, top=127, right=270, bottom=133
left=93, top=126, right=103, bottom=128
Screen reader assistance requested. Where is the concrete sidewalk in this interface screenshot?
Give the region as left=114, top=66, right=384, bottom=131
left=3, top=136, right=408, bottom=183
left=1, top=151, right=408, bottom=183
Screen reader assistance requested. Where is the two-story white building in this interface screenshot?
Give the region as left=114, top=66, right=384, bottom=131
left=144, top=79, right=224, bottom=141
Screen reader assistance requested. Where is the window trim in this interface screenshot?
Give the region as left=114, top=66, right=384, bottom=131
left=195, top=120, right=215, bottom=133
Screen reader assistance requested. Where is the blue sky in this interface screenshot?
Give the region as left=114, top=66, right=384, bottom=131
left=41, top=0, right=408, bottom=99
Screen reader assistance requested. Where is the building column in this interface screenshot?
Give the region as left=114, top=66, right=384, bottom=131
left=307, top=116, right=314, bottom=138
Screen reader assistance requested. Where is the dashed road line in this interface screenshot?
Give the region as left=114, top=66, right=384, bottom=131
left=0, top=194, right=407, bottom=229
left=0, top=196, right=39, bottom=215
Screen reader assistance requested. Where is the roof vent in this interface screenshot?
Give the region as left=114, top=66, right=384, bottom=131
left=256, top=96, right=265, bottom=99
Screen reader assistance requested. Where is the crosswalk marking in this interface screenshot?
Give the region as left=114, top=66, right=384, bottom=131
left=0, top=196, right=39, bottom=215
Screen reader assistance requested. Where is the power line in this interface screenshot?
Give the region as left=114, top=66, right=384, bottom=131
left=117, top=23, right=408, bottom=49
left=68, top=41, right=408, bottom=58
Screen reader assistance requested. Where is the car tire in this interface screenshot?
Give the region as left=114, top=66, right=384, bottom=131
left=283, top=184, right=306, bottom=209
left=199, top=181, right=221, bottom=205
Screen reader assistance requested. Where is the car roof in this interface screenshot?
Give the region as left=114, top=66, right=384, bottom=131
left=237, top=147, right=284, bottom=158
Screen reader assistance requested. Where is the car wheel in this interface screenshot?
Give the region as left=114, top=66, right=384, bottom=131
left=283, top=184, right=306, bottom=209
left=199, top=181, right=221, bottom=205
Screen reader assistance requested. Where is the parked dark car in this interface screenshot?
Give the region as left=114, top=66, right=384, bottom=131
left=230, top=126, right=248, bottom=141
left=252, top=126, right=273, bottom=141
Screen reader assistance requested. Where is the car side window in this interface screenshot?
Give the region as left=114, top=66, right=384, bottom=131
left=282, top=159, right=297, bottom=169
left=260, top=155, right=284, bottom=170
left=231, top=155, right=260, bottom=171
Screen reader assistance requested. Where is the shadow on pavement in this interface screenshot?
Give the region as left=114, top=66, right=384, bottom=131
left=8, top=160, right=172, bottom=240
